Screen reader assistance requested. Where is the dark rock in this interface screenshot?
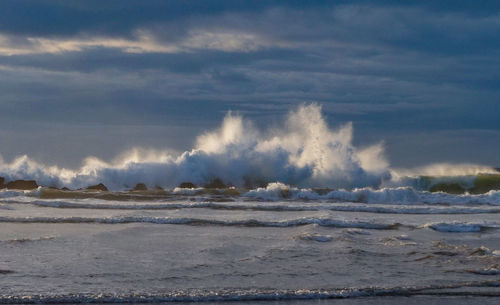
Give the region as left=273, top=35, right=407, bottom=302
left=243, top=177, right=267, bottom=189
left=204, top=178, right=226, bottom=189
left=61, top=187, right=70, bottom=191
left=0, top=177, right=4, bottom=188
left=179, top=182, right=197, bottom=188
left=86, top=183, right=108, bottom=191
left=6, top=180, right=39, bottom=190
left=132, top=183, right=148, bottom=191
left=224, top=188, right=241, bottom=196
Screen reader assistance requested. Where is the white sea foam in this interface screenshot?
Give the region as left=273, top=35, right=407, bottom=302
left=172, top=187, right=204, bottom=195
left=243, top=183, right=500, bottom=205
left=244, top=182, right=321, bottom=200
left=325, top=188, right=500, bottom=205
left=393, top=164, right=498, bottom=177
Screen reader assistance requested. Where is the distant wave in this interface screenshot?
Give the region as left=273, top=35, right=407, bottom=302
left=0, top=104, right=391, bottom=190
left=244, top=183, right=500, bottom=205
left=0, top=215, right=498, bottom=232
left=0, top=104, right=497, bottom=192
left=0, top=215, right=400, bottom=229
left=5, top=197, right=500, bottom=214
left=1, top=280, right=499, bottom=303
left=3, top=182, right=500, bottom=207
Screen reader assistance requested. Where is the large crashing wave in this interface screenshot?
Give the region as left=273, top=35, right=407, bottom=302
left=0, top=104, right=390, bottom=190
left=0, top=104, right=496, bottom=191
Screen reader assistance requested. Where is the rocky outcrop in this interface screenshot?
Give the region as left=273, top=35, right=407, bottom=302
left=86, top=183, right=109, bottom=191
left=204, top=178, right=227, bottom=189
left=132, top=183, right=148, bottom=191
left=179, top=182, right=197, bottom=188
left=5, top=180, right=39, bottom=190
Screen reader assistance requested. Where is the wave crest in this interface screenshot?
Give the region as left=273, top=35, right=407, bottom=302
left=0, top=104, right=497, bottom=192
left=0, top=104, right=391, bottom=190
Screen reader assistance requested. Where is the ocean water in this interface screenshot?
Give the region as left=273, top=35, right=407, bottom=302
left=0, top=186, right=499, bottom=304
left=0, top=104, right=498, bottom=303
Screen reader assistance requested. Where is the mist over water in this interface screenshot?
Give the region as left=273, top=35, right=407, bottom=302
left=0, top=104, right=496, bottom=191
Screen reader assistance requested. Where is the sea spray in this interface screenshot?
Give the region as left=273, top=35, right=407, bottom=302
left=0, top=104, right=497, bottom=191
left=0, top=104, right=391, bottom=190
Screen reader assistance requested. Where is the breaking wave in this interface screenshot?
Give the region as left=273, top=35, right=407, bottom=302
left=2, top=193, right=500, bottom=218
left=0, top=104, right=497, bottom=192
left=0, top=215, right=400, bottom=229
left=5, top=196, right=500, bottom=214
left=244, top=183, right=500, bottom=205
left=0, top=214, right=498, bottom=232
left=1, top=281, right=499, bottom=303
left=0, top=104, right=389, bottom=190
left=2, top=182, right=500, bottom=206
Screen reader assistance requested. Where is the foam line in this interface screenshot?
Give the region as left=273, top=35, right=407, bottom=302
left=0, top=280, right=499, bottom=303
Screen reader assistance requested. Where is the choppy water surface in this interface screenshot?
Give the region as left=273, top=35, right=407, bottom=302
left=0, top=186, right=499, bottom=304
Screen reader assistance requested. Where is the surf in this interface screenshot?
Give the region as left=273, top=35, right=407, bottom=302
left=0, top=104, right=497, bottom=194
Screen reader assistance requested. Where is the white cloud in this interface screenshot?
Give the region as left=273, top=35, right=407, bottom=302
left=0, top=29, right=274, bottom=56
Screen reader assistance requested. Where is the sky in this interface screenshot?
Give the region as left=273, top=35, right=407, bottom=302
left=0, top=0, right=499, bottom=169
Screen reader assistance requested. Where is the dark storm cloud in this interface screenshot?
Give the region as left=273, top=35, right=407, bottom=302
left=0, top=1, right=499, bottom=167
left=0, top=0, right=332, bottom=37
left=2, top=0, right=499, bottom=49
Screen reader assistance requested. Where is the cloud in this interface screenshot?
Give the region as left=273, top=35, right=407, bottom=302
left=3, top=3, right=498, bottom=58
left=0, top=29, right=277, bottom=56
left=0, top=1, right=499, bottom=167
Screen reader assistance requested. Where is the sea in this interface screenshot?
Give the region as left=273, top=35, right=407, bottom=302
left=0, top=104, right=498, bottom=303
